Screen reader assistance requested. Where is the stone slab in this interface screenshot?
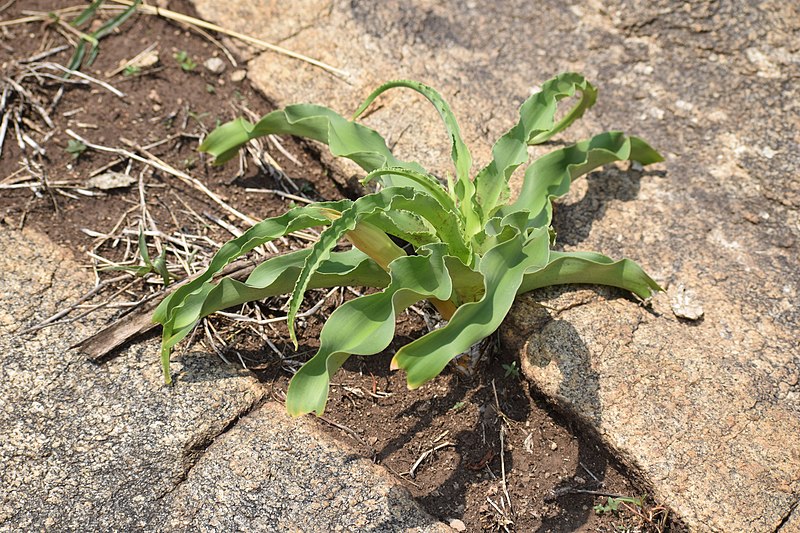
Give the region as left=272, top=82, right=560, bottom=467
left=190, top=1, right=800, bottom=531
left=160, top=402, right=449, bottom=532
left=780, top=506, right=800, bottom=533
left=0, top=227, right=445, bottom=531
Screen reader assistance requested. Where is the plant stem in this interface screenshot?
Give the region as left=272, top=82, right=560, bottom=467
left=430, top=298, right=457, bottom=320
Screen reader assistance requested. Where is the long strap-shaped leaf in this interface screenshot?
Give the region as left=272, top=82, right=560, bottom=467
left=519, top=250, right=661, bottom=300
left=154, top=201, right=350, bottom=325
left=202, top=248, right=388, bottom=316
left=352, top=81, right=482, bottom=239
left=286, top=187, right=471, bottom=344
left=199, top=105, right=428, bottom=190
left=352, top=81, right=473, bottom=189
left=506, top=132, right=663, bottom=229
left=157, top=248, right=389, bottom=376
left=285, top=244, right=458, bottom=416
left=361, top=167, right=460, bottom=222
left=392, top=227, right=551, bottom=389
left=472, top=73, right=598, bottom=225
left=155, top=202, right=351, bottom=382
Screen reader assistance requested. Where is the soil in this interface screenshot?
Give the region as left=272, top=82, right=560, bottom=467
left=0, top=2, right=680, bottom=531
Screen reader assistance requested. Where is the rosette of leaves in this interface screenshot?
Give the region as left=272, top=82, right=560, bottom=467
left=153, top=72, right=663, bottom=416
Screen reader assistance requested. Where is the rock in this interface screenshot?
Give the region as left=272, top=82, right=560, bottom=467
left=132, top=49, right=159, bottom=70
left=190, top=1, right=800, bottom=531
left=230, top=69, right=247, bottom=83
left=448, top=518, right=466, bottom=531
left=668, top=283, right=704, bottom=321
left=0, top=228, right=447, bottom=532
left=161, top=403, right=448, bottom=532
left=86, top=171, right=137, bottom=190
left=0, top=228, right=264, bottom=530
left=204, top=56, right=226, bottom=74
left=782, top=507, right=800, bottom=533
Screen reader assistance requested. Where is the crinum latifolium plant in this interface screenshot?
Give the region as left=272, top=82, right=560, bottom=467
left=153, top=72, right=663, bottom=416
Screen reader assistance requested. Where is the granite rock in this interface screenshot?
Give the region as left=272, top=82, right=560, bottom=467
left=0, top=227, right=446, bottom=531
left=190, top=1, right=800, bottom=530
left=160, top=402, right=449, bottom=532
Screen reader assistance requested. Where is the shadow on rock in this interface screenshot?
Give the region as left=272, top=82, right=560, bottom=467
left=553, top=167, right=665, bottom=247
left=524, top=319, right=604, bottom=532
left=502, top=292, right=607, bottom=531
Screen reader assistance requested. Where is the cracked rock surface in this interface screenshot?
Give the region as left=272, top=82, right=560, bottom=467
left=190, top=1, right=800, bottom=531
left=0, top=228, right=445, bottom=532
left=159, top=402, right=449, bottom=532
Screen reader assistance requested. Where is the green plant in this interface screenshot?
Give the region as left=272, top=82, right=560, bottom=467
left=123, top=64, right=141, bottom=77
left=66, top=139, right=87, bottom=160
left=502, top=361, right=520, bottom=379
left=174, top=50, right=197, bottom=72
left=154, top=72, right=663, bottom=416
left=104, top=227, right=171, bottom=285
left=64, top=0, right=141, bottom=72
left=593, top=495, right=645, bottom=515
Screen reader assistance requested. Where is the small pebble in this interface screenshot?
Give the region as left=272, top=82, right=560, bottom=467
left=204, top=57, right=226, bottom=74
left=550, top=441, right=558, bottom=451
left=761, top=146, right=777, bottom=159
left=230, top=69, right=247, bottom=82
left=669, top=284, right=704, bottom=320
left=449, top=518, right=466, bottom=531
left=86, top=172, right=136, bottom=190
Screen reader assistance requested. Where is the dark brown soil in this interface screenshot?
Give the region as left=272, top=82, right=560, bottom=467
left=0, top=2, right=679, bottom=531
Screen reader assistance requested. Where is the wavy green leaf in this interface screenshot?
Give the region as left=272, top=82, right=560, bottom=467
left=352, top=80, right=473, bottom=189
left=287, top=187, right=471, bottom=344
left=361, top=167, right=459, bottom=221
left=506, top=131, right=663, bottom=228
left=519, top=251, right=661, bottom=299
left=472, top=72, right=597, bottom=225
left=155, top=202, right=351, bottom=382
left=159, top=249, right=389, bottom=368
left=199, top=105, right=426, bottom=190
left=392, top=227, right=551, bottom=389
left=286, top=244, right=457, bottom=416
left=351, top=80, right=484, bottom=240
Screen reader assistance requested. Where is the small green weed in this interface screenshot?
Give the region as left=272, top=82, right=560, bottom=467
left=66, top=139, right=87, bottom=160
left=123, top=64, right=141, bottom=77
left=450, top=401, right=466, bottom=412
left=174, top=50, right=197, bottom=72
left=103, top=227, right=171, bottom=285
left=594, top=495, right=645, bottom=515
left=502, top=361, right=520, bottom=379
left=65, top=0, right=141, bottom=73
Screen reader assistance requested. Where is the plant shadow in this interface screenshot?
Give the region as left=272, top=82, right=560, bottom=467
left=552, top=166, right=666, bottom=247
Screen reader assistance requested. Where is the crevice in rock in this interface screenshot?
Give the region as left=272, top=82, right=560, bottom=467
left=775, top=499, right=799, bottom=532
left=156, top=392, right=267, bottom=500
left=525, top=382, right=689, bottom=531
